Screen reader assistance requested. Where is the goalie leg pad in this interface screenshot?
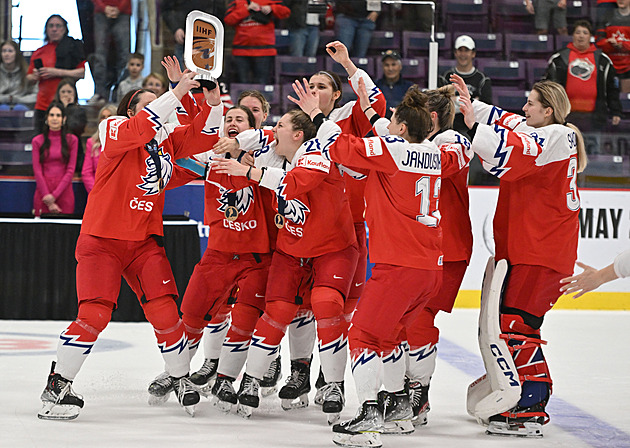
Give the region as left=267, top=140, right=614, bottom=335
left=468, top=258, right=521, bottom=424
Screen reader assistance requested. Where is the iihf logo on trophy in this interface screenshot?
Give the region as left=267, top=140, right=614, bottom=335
left=192, top=20, right=216, bottom=70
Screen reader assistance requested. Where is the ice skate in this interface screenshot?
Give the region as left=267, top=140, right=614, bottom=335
left=147, top=371, right=173, bottom=406
left=236, top=373, right=260, bottom=418
left=314, top=367, right=326, bottom=405
left=486, top=402, right=548, bottom=438
left=189, top=357, right=218, bottom=396
left=260, top=355, right=282, bottom=397
left=172, top=375, right=200, bottom=417
left=407, top=380, right=430, bottom=426
left=278, top=358, right=311, bottom=410
left=378, top=390, right=414, bottom=434
left=38, top=361, right=84, bottom=420
left=332, top=400, right=384, bottom=448
left=320, top=381, right=345, bottom=424
left=211, top=374, right=238, bottom=413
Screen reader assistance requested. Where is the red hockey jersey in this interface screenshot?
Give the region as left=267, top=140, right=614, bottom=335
left=81, top=92, right=224, bottom=241
left=317, top=119, right=443, bottom=270
left=472, top=101, right=580, bottom=274
left=433, top=129, right=473, bottom=263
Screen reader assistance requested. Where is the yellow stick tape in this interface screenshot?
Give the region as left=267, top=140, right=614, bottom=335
left=453, top=290, right=630, bottom=311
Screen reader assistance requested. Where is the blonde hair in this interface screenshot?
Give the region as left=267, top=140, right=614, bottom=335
left=531, top=80, right=587, bottom=172
left=425, top=84, right=457, bottom=131
left=88, top=104, right=117, bottom=156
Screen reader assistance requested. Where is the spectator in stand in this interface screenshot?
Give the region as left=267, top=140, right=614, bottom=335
left=285, top=0, right=326, bottom=57
left=375, top=49, right=413, bottom=118
left=161, top=0, right=226, bottom=68
left=88, top=0, right=131, bottom=105
left=54, top=78, right=88, bottom=169
left=524, top=0, right=569, bottom=36
left=142, top=72, right=168, bottom=97
left=334, top=0, right=381, bottom=58
left=31, top=102, right=79, bottom=216
left=225, top=0, right=291, bottom=84
left=438, top=35, right=492, bottom=137
left=116, top=53, right=145, bottom=103
left=545, top=20, right=621, bottom=142
left=597, top=0, right=630, bottom=93
left=82, top=104, right=116, bottom=193
left=596, top=0, right=618, bottom=29
left=0, top=40, right=37, bottom=110
left=27, top=15, right=86, bottom=134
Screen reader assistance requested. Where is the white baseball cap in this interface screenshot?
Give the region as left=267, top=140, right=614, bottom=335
left=454, top=35, right=475, bottom=50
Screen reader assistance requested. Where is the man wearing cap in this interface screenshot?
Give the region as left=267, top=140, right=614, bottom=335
left=375, top=49, right=414, bottom=118
left=439, top=35, right=492, bottom=136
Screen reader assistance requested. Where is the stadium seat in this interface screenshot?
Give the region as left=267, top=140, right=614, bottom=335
left=492, top=0, right=535, bottom=34
left=526, top=59, right=549, bottom=88
left=402, top=31, right=452, bottom=58
left=464, top=33, right=504, bottom=60
left=477, top=59, right=527, bottom=89
left=275, top=55, right=323, bottom=85
left=582, top=154, right=629, bottom=177
left=443, top=0, right=490, bottom=33
left=0, top=142, right=33, bottom=165
left=620, top=93, right=630, bottom=116
left=229, top=83, right=282, bottom=116
left=368, top=31, right=401, bottom=56
left=275, top=29, right=291, bottom=55
left=437, top=59, right=457, bottom=78
left=505, top=33, right=556, bottom=61
left=554, top=34, right=573, bottom=52
left=566, top=0, right=589, bottom=29
left=0, top=109, right=35, bottom=131
left=491, top=87, right=528, bottom=113
left=317, top=30, right=336, bottom=55
left=325, top=57, right=375, bottom=79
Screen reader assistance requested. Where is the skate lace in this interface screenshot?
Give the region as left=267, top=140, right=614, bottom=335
left=408, top=382, right=426, bottom=408
left=173, top=377, right=194, bottom=400
left=197, top=358, right=218, bottom=376
left=56, top=379, right=82, bottom=404
left=263, top=357, right=280, bottom=380
left=320, top=382, right=344, bottom=403
left=285, top=367, right=305, bottom=388
left=152, top=372, right=172, bottom=389
left=217, top=377, right=235, bottom=394
left=241, top=374, right=259, bottom=395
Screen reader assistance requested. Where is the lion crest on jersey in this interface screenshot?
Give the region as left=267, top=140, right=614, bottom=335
left=215, top=186, right=255, bottom=216
left=282, top=198, right=310, bottom=225
left=137, top=151, right=174, bottom=195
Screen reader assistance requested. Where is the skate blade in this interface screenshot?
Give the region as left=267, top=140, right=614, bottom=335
left=280, top=394, right=309, bottom=411
left=211, top=396, right=234, bottom=414
left=38, top=402, right=80, bottom=420
left=148, top=392, right=170, bottom=406
left=327, top=412, right=341, bottom=425
left=314, top=390, right=324, bottom=406
left=486, top=421, right=543, bottom=438
left=236, top=403, right=253, bottom=419
left=183, top=404, right=196, bottom=417
left=411, top=413, right=428, bottom=426
left=260, top=385, right=278, bottom=397
left=383, top=419, right=414, bottom=434
left=332, top=431, right=383, bottom=448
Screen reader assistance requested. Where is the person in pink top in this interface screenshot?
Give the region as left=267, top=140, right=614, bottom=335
left=82, top=104, right=116, bottom=193
left=31, top=102, right=78, bottom=216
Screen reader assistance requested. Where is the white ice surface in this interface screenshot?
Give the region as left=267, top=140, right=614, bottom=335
left=2, top=309, right=629, bottom=448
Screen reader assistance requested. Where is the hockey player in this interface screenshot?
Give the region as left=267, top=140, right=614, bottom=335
left=293, top=77, right=443, bottom=447
left=38, top=71, right=225, bottom=420
left=212, top=109, right=359, bottom=419
left=560, top=248, right=630, bottom=296
left=284, top=40, right=386, bottom=419
left=403, top=85, right=473, bottom=427
left=454, top=73, right=587, bottom=437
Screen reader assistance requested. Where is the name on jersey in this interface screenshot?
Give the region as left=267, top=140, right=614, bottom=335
left=223, top=219, right=258, bottom=232
left=364, top=137, right=383, bottom=157
left=284, top=221, right=303, bottom=238
left=129, top=197, right=154, bottom=212
left=296, top=155, right=330, bottom=173
left=401, top=150, right=441, bottom=171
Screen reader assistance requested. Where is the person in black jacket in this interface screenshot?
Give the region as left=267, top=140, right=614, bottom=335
left=545, top=19, right=621, bottom=147
left=161, top=0, right=227, bottom=67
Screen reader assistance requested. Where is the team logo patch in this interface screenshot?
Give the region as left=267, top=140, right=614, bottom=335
left=137, top=151, right=174, bottom=195
left=569, top=57, right=595, bottom=81
left=108, top=118, right=125, bottom=141
left=215, top=186, right=255, bottom=217
left=364, top=137, right=383, bottom=157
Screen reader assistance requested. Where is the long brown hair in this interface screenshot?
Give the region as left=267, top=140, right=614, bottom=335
left=531, top=80, right=587, bottom=172
left=285, top=109, right=316, bottom=142
left=394, top=86, right=432, bottom=143
left=0, top=40, right=28, bottom=90
left=39, top=102, right=69, bottom=163
left=425, top=84, right=457, bottom=131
